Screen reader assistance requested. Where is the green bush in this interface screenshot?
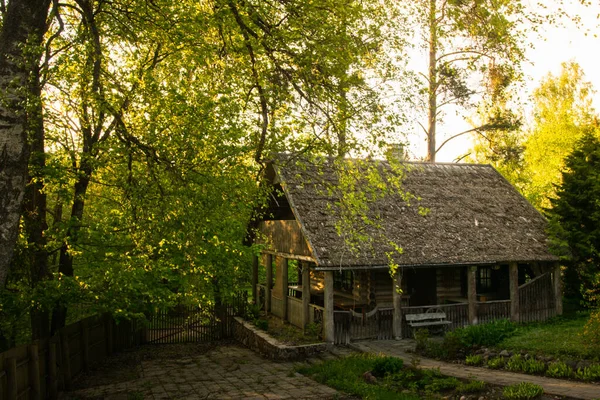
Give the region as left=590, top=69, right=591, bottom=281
left=574, top=364, right=600, bottom=382
left=453, top=319, right=518, bottom=348
left=506, top=355, right=526, bottom=372
left=254, top=319, right=268, bottom=331
left=502, top=382, right=544, bottom=399
left=304, top=322, right=321, bottom=338
left=456, top=380, right=486, bottom=394
left=522, top=358, right=546, bottom=374
left=487, top=357, right=505, bottom=369
left=371, top=356, right=404, bottom=378
left=465, top=354, right=483, bottom=366
left=414, top=328, right=429, bottom=352
left=545, top=361, right=573, bottom=379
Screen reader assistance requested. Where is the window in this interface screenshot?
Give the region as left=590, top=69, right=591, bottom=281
left=478, top=267, right=492, bottom=291
left=334, top=270, right=354, bottom=292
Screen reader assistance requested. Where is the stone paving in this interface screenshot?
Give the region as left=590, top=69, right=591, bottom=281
left=351, top=340, right=600, bottom=400
left=61, top=345, right=340, bottom=399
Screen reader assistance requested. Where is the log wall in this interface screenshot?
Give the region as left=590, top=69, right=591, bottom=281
left=257, top=220, right=312, bottom=256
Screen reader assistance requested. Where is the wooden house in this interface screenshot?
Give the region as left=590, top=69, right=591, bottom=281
left=251, top=156, right=561, bottom=344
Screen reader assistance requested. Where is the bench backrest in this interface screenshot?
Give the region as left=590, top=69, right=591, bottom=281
left=405, top=312, right=446, bottom=322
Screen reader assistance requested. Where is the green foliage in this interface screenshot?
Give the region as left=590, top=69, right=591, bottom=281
left=582, top=310, right=600, bottom=353
left=304, top=322, right=322, bottom=338
left=456, top=380, right=486, bottom=394
left=465, top=354, right=483, bottom=366
left=502, top=382, right=544, bottom=400
left=452, top=319, right=518, bottom=348
left=371, top=357, right=404, bottom=378
left=506, top=355, right=526, bottom=372
left=487, top=357, right=505, bottom=369
left=574, top=364, right=600, bottom=382
left=254, top=319, right=268, bottom=331
left=522, top=358, right=547, bottom=374
left=413, top=328, right=429, bottom=352
left=547, top=132, right=600, bottom=305
left=545, top=361, right=573, bottom=379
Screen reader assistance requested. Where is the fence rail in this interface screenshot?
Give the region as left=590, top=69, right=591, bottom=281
left=519, top=273, right=556, bottom=323
left=478, top=300, right=511, bottom=324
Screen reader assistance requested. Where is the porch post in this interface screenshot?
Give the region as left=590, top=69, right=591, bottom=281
left=392, top=269, right=403, bottom=339
left=251, top=255, right=258, bottom=305
left=324, top=270, right=334, bottom=344
left=302, top=261, right=310, bottom=329
left=265, top=253, right=273, bottom=314
left=467, top=266, right=478, bottom=325
left=280, top=257, right=289, bottom=321
left=509, top=262, right=520, bottom=322
left=553, top=261, right=563, bottom=316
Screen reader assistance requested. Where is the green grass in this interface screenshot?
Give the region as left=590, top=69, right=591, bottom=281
left=298, top=354, right=488, bottom=399
left=498, top=313, right=595, bottom=360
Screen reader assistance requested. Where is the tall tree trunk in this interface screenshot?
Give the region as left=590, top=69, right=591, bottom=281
left=23, top=62, right=51, bottom=339
left=426, top=0, right=438, bottom=162
left=0, top=0, right=52, bottom=287
left=50, top=157, right=92, bottom=334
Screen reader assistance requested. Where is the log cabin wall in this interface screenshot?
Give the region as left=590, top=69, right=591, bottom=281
left=436, top=267, right=463, bottom=303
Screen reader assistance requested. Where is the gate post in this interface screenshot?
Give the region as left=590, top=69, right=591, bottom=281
left=467, top=266, right=478, bottom=325
left=324, top=271, right=334, bottom=344
left=392, top=270, right=403, bottom=339
left=509, top=262, right=520, bottom=322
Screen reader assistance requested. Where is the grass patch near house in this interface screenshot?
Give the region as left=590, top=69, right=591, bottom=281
left=297, top=354, right=494, bottom=400
left=257, top=314, right=321, bottom=345
left=498, top=313, right=596, bottom=360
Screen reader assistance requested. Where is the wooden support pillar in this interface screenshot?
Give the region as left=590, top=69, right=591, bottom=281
left=467, top=266, right=478, bottom=325
left=251, top=255, right=259, bottom=305
left=265, top=253, right=273, bottom=314
left=324, top=270, right=334, bottom=344
left=81, top=319, right=90, bottom=372
left=553, top=262, right=563, bottom=316
left=509, top=262, right=520, bottom=323
left=302, top=261, right=310, bottom=329
left=60, top=330, right=72, bottom=390
left=392, top=269, right=403, bottom=339
left=28, top=344, right=41, bottom=400
left=280, top=257, right=289, bottom=321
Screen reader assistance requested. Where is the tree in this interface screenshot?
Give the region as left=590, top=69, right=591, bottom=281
left=547, top=132, right=600, bottom=305
left=0, top=0, right=52, bottom=287
left=523, top=62, right=597, bottom=209
left=406, top=0, right=527, bottom=161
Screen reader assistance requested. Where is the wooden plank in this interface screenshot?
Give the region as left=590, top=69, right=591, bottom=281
left=257, top=220, right=313, bottom=257
left=509, top=262, right=520, bottom=322
left=324, top=271, right=334, bottom=343
left=29, top=344, right=41, bottom=400
left=467, top=266, right=477, bottom=325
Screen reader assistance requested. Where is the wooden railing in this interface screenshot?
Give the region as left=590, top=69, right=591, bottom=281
left=287, top=297, right=304, bottom=328
left=401, top=303, right=469, bottom=338
left=478, top=300, right=511, bottom=324
left=519, top=273, right=556, bottom=323
left=271, top=296, right=284, bottom=318
left=332, top=307, right=394, bottom=344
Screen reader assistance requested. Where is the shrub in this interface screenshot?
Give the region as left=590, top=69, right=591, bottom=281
left=506, top=355, right=526, bottom=372
left=414, top=328, right=429, bottom=352
left=545, top=361, right=573, bottom=379
left=304, top=322, right=322, bottom=338
left=453, top=319, right=518, bottom=348
left=574, top=364, right=600, bottom=382
left=487, top=357, right=505, bottom=369
left=456, top=380, right=486, bottom=394
left=371, top=356, right=404, bottom=378
left=582, top=309, right=600, bottom=353
left=522, top=358, right=547, bottom=374
left=465, top=354, right=483, bottom=366
left=502, top=382, right=544, bottom=399
left=254, top=319, right=268, bottom=331
left=423, top=376, right=460, bottom=393
left=247, top=303, right=262, bottom=320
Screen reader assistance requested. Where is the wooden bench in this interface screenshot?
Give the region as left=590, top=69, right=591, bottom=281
left=405, top=308, right=452, bottom=334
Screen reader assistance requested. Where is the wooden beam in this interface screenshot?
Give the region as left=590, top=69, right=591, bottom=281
left=28, top=344, right=41, bottom=400
left=302, top=261, right=310, bottom=330
left=324, top=271, right=334, bottom=344
left=281, top=257, right=289, bottom=321
left=553, top=262, right=563, bottom=316
left=265, top=253, right=273, bottom=314
left=392, top=270, right=403, bottom=339
left=509, top=262, right=520, bottom=323
left=260, top=250, right=315, bottom=262
left=467, top=266, right=478, bottom=325
left=251, top=255, right=258, bottom=305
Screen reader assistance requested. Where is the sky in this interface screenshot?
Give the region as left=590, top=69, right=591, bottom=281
left=406, top=1, right=600, bottom=162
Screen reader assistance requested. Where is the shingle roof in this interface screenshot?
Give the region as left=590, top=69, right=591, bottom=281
left=270, top=156, right=557, bottom=270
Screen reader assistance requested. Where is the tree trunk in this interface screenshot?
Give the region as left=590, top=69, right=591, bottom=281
left=426, top=0, right=438, bottom=162
left=51, top=158, right=92, bottom=333
left=0, top=0, right=51, bottom=287
left=24, top=62, right=51, bottom=339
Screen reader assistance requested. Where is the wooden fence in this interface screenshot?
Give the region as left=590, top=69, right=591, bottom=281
left=332, top=307, right=394, bottom=344
left=287, top=297, right=304, bottom=328
left=478, top=300, right=511, bottom=324
left=519, top=273, right=556, bottom=323
left=0, top=314, right=140, bottom=400
left=0, top=293, right=247, bottom=400
left=401, top=303, right=470, bottom=338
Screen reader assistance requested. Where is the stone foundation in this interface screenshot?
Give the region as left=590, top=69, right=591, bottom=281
left=233, top=317, right=328, bottom=361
